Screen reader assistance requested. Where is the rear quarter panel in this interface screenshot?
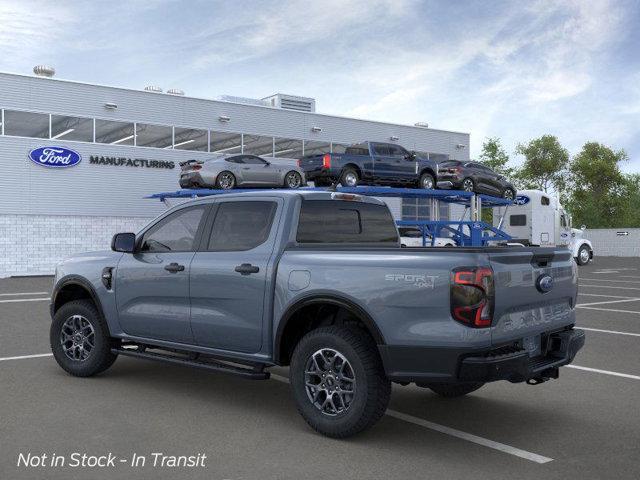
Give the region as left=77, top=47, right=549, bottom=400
left=273, top=248, right=492, bottom=350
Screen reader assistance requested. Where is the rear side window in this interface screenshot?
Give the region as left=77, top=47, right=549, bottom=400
left=345, top=144, right=369, bottom=156
left=297, top=200, right=398, bottom=244
left=208, top=201, right=277, bottom=251
left=510, top=214, right=527, bottom=226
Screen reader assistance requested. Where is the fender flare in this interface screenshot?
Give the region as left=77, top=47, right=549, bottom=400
left=273, top=294, right=386, bottom=365
left=51, top=275, right=106, bottom=322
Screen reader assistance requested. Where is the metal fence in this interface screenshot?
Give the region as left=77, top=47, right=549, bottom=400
left=583, top=228, right=640, bottom=257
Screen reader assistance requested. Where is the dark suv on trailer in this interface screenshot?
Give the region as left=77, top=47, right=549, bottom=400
left=437, top=160, right=516, bottom=199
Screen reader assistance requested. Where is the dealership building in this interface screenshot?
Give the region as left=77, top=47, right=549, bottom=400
left=0, top=68, right=470, bottom=276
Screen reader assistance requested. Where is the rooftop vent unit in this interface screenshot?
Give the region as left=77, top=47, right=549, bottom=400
left=414, top=122, right=429, bottom=128
left=217, top=95, right=270, bottom=107
left=262, top=93, right=316, bottom=113
left=167, top=88, right=185, bottom=96
left=33, top=65, right=55, bottom=78
left=144, top=85, right=163, bottom=93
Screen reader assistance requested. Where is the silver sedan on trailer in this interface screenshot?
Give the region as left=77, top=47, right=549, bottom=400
left=179, top=154, right=306, bottom=190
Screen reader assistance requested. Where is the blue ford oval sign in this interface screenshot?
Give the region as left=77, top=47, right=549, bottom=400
left=514, top=195, right=530, bottom=206
left=28, top=146, right=82, bottom=168
left=536, top=274, right=554, bottom=293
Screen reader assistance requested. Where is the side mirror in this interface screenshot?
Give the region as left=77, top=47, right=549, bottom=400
left=581, top=224, right=586, bottom=230
left=263, top=160, right=271, bottom=166
left=111, top=232, right=136, bottom=253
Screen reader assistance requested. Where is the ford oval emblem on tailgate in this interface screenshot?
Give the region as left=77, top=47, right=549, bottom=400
left=536, top=274, right=554, bottom=293
left=28, top=146, right=82, bottom=168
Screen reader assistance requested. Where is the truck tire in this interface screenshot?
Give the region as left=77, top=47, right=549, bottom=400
left=340, top=168, right=359, bottom=187
left=419, top=172, right=435, bottom=189
left=289, top=326, right=391, bottom=438
left=576, top=244, right=591, bottom=266
left=425, top=382, right=484, bottom=398
left=50, top=300, right=119, bottom=377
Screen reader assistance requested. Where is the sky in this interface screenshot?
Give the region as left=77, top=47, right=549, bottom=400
left=1, top=0, right=639, bottom=171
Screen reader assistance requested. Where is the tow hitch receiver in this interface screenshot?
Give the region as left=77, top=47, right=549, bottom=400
left=526, top=367, right=559, bottom=385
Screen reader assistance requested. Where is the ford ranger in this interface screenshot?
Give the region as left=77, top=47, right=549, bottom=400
left=50, top=190, right=584, bottom=438
left=299, top=141, right=439, bottom=189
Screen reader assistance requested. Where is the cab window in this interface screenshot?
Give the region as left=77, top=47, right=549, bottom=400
left=140, top=206, right=207, bottom=252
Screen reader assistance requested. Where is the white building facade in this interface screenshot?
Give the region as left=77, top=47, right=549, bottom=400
left=0, top=71, right=470, bottom=276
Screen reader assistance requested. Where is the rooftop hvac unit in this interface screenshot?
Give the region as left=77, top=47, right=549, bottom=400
left=262, top=93, right=316, bottom=113
left=167, top=88, right=185, bottom=96
left=33, top=65, right=55, bottom=77
left=144, top=85, right=163, bottom=93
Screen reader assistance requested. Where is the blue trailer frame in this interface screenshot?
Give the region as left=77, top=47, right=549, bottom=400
left=147, top=186, right=513, bottom=247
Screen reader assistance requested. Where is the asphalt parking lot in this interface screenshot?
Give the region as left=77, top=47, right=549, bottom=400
left=1, top=258, right=640, bottom=480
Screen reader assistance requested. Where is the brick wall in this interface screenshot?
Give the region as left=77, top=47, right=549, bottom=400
left=0, top=215, right=152, bottom=277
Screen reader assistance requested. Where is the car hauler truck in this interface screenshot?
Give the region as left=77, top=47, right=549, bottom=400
left=494, top=189, right=594, bottom=265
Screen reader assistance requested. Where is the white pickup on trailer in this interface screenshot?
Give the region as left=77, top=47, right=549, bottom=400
left=494, top=189, right=594, bottom=265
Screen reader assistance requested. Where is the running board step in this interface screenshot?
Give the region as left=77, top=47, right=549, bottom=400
left=111, top=347, right=270, bottom=380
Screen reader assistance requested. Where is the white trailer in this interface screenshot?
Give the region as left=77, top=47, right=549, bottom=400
left=494, top=189, right=594, bottom=265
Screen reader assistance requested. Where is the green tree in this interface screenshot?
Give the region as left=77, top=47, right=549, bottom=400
left=515, top=135, right=569, bottom=193
left=479, top=137, right=514, bottom=177
left=566, top=142, right=628, bottom=228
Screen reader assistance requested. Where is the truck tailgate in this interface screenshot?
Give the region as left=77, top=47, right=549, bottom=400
left=488, top=247, right=577, bottom=352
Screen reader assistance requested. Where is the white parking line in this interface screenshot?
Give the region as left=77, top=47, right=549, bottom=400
left=577, top=306, right=640, bottom=315
left=580, top=327, right=640, bottom=338
left=269, top=374, right=553, bottom=464
left=577, top=298, right=640, bottom=307
left=567, top=365, right=640, bottom=381
left=0, top=292, right=49, bottom=297
left=579, top=293, right=637, bottom=299
left=579, top=284, right=640, bottom=291
left=580, top=278, right=640, bottom=284
left=0, top=297, right=50, bottom=304
left=0, top=353, right=53, bottom=362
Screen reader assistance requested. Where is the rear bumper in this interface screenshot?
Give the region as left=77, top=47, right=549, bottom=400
left=436, top=178, right=462, bottom=190
left=179, top=172, right=208, bottom=188
left=380, top=328, right=585, bottom=384
left=304, top=167, right=336, bottom=182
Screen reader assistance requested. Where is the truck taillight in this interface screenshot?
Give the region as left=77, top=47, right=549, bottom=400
left=192, top=165, right=202, bottom=170
left=322, top=154, right=331, bottom=169
left=450, top=266, right=494, bottom=328
left=297, top=159, right=302, bottom=167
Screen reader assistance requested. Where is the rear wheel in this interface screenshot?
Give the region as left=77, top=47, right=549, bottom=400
left=576, top=245, right=591, bottom=265
left=50, top=300, right=119, bottom=377
left=419, top=172, right=435, bottom=190
left=340, top=168, right=359, bottom=187
left=289, top=326, right=391, bottom=438
left=284, top=171, right=303, bottom=189
left=426, top=382, right=484, bottom=398
left=461, top=178, right=475, bottom=192
left=216, top=171, right=236, bottom=190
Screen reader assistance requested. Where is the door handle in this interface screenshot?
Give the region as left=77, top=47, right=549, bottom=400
left=234, top=263, right=260, bottom=275
left=164, top=262, right=185, bottom=273
left=242, top=167, right=251, bottom=170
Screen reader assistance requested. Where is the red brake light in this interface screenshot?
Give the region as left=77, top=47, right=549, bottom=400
left=192, top=164, right=202, bottom=170
left=322, top=153, right=331, bottom=169
left=451, top=266, right=494, bottom=328
left=297, top=159, right=302, bottom=167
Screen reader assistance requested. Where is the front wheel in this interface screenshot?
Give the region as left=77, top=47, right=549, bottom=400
left=289, top=326, right=391, bottom=438
left=284, top=171, right=303, bottom=189
left=576, top=245, right=591, bottom=266
left=419, top=172, right=435, bottom=190
left=50, top=300, right=119, bottom=377
left=425, top=382, right=484, bottom=398
left=502, top=187, right=516, bottom=200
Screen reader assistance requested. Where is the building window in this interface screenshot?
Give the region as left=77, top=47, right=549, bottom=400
left=173, top=127, right=208, bottom=151
left=243, top=134, right=274, bottom=156
left=401, top=199, right=450, bottom=221
left=95, top=119, right=135, bottom=145
left=3, top=110, right=50, bottom=139
left=303, top=140, right=330, bottom=156
left=50, top=115, right=94, bottom=142
left=273, top=137, right=303, bottom=159
left=210, top=131, right=242, bottom=154
left=135, top=123, right=173, bottom=149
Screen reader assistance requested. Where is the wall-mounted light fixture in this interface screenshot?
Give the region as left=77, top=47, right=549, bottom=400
left=104, top=102, right=118, bottom=110
left=311, top=126, right=322, bottom=133
left=390, top=135, right=399, bottom=141
left=456, top=143, right=466, bottom=149
left=218, top=115, right=231, bottom=123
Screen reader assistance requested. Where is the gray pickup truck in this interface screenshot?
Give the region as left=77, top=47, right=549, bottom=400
left=50, top=190, right=584, bottom=438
